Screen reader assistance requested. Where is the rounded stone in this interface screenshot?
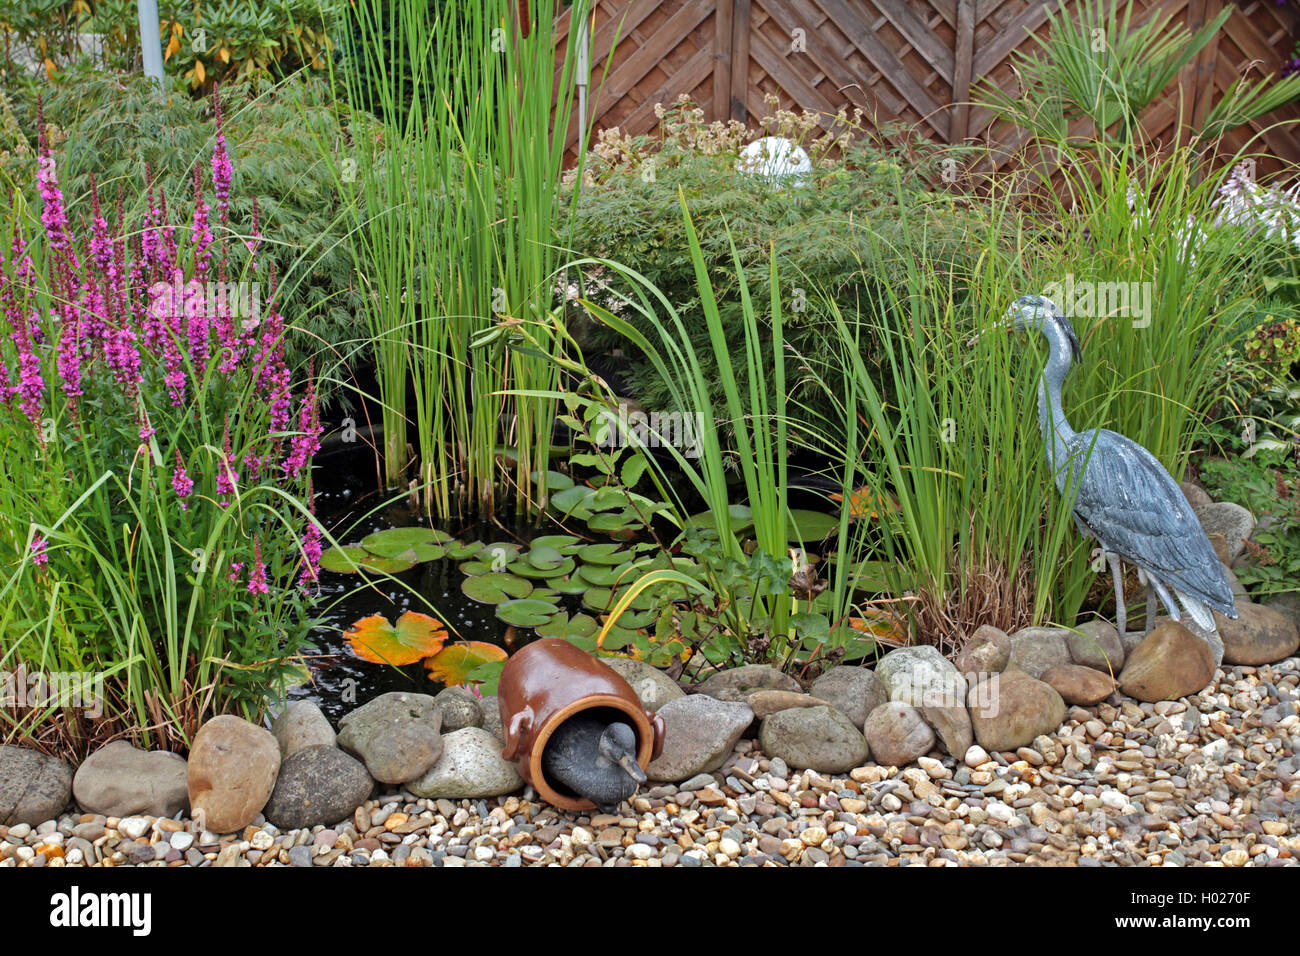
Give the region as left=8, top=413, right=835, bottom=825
left=1118, top=622, right=1216, bottom=702
left=1040, top=663, right=1117, bottom=706
left=954, top=625, right=1011, bottom=676
left=808, top=665, right=886, bottom=727
left=693, top=664, right=800, bottom=702
left=1215, top=602, right=1300, bottom=666
left=862, top=702, right=934, bottom=767
left=601, top=658, right=685, bottom=712
left=0, top=745, right=73, bottom=826
left=646, top=695, right=754, bottom=782
left=1067, top=619, right=1124, bottom=673
left=967, top=667, right=1066, bottom=753
left=187, top=715, right=281, bottom=834
left=1194, top=502, right=1256, bottom=565
left=73, top=740, right=188, bottom=818
left=433, top=687, right=484, bottom=732
left=1006, top=627, right=1072, bottom=679
left=407, top=727, right=524, bottom=799
left=271, top=700, right=336, bottom=758
left=337, top=692, right=443, bottom=784
left=263, top=745, right=373, bottom=829
left=759, top=705, right=869, bottom=773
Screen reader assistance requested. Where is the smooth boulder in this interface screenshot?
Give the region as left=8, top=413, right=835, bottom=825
left=954, top=625, right=1011, bottom=676
left=1040, top=663, right=1117, bottom=706
left=646, top=695, right=753, bottom=782
left=0, top=745, right=73, bottom=826
left=337, top=692, right=443, bottom=785
left=1007, top=626, right=1072, bottom=679
left=874, top=645, right=971, bottom=757
left=1215, top=602, right=1300, bottom=666
left=862, top=702, right=934, bottom=767
left=433, top=687, right=484, bottom=732
left=1067, top=619, right=1124, bottom=673
left=73, top=740, right=188, bottom=818
left=1118, top=622, right=1216, bottom=702
left=187, top=716, right=280, bottom=834
left=1195, top=502, right=1255, bottom=565
left=809, top=666, right=886, bottom=727
left=759, top=706, right=869, bottom=773
left=263, top=745, right=373, bottom=829
left=408, top=728, right=524, bottom=799
left=602, top=658, right=685, bottom=712
left=693, top=664, right=800, bottom=702
left=968, top=668, right=1066, bottom=753
left=271, top=700, right=336, bottom=758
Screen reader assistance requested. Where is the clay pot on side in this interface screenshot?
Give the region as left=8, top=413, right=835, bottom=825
left=498, top=638, right=666, bottom=812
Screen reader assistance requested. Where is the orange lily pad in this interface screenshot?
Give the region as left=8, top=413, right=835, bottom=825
left=424, top=641, right=508, bottom=687
left=830, top=486, right=897, bottom=521
left=345, top=611, right=448, bottom=666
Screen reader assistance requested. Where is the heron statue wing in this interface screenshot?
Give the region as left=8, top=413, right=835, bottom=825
left=1064, top=428, right=1235, bottom=614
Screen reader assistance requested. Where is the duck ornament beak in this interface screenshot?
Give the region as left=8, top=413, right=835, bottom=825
left=619, top=753, right=647, bottom=785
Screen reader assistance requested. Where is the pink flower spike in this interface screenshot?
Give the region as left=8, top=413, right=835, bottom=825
left=247, top=537, right=269, bottom=595
left=30, top=537, right=49, bottom=567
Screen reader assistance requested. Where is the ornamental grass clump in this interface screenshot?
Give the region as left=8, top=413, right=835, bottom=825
left=0, top=92, right=322, bottom=757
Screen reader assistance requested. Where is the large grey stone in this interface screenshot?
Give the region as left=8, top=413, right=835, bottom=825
left=187, top=715, right=280, bottom=834
left=73, top=740, right=188, bottom=818
left=0, top=745, right=73, bottom=826
left=954, top=625, right=1011, bottom=676
left=646, top=695, right=753, bottom=782
left=602, top=658, right=685, bottom=712
left=271, top=700, right=336, bottom=758
left=337, top=692, right=443, bottom=785
left=758, top=706, right=869, bottom=774
left=809, top=666, right=886, bottom=727
left=693, top=664, right=799, bottom=702
left=263, top=745, right=373, bottom=829
left=1067, top=619, right=1124, bottom=674
left=968, top=667, right=1066, bottom=753
left=1195, top=502, right=1256, bottom=565
left=873, top=644, right=971, bottom=757
left=433, top=687, right=484, bottom=732
left=478, top=695, right=505, bottom=745
left=408, top=728, right=524, bottom=799
left=1266, top=592, right=1300, bottom=632
left=1007, top=627, right=1072, bottom=679
left=862, top=702, right=934, bottom=767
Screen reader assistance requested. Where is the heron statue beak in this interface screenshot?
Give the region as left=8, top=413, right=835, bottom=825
left=618, top=753, right=647, bottom=784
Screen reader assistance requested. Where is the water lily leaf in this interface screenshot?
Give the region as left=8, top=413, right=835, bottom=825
left=346, top=611, right=448, bottom=666
left=496, top=597, right=561, bottom=627
left=825, top=559, right=907, bottom=592
left=524, top=544, right=566, bottom=570
left=785, top=509, right=840, bottom=542
left=550, top=485, right=595, bottom=516
left=443, top=539, right=483, bottom=560
left=577, top=561, right=637, bottom=587
left=588, top=510, right=643, bottom=534
left=596, top=625, right=639, bottom=651
left=577, top=543, right=628, bottom=565
left=536, top=612, right=599, bottom=640
left=509, top=556, right=576, bottom=579
left=461, top=573, right=533, bottom=604
left=605, top=607, right=656, bottom=629
left=425, top=641, right=508, bottom=687
left=684, top=504, right=754, bottom=534
left=531, top=534, right=583, bottom=554
left=319, top=546, right=415, bottom=575
left=550, top=575, right=589, bottom=595
left=477, top=542, right=521, bottom=568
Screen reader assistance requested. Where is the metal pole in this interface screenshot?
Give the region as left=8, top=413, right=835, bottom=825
left=137, top=0, right=164, bottom=86
left=576, top=2, right=590, bottom=142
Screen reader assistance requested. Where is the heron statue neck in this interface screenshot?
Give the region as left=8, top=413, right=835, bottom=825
left=1035, top=318, right=1079, bottom=493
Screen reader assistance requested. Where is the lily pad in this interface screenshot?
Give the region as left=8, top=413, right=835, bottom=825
left=509, top=556, right=576, bottom=579
left=684, top=504, right=754, bottom=535
left=531, top=470, right=575, bottom=491
left=785, top=509, right=841, bottom=543
left=524, top=544, right=566, bottom=571
left=531, top=534, right=583, bottom=554
left=425, top=641, right=508, bottom=687
left=461, top=573, right=534, bottom=604
left=345, top=611, right=448, bottom=666
left=577, top=561, right=637, bottom=588
left=477, top=542, right=521, bottom=569
left=550, top=575, right=590, bottom=595
left=496, top=597, right=562, bottom=627
left=319, top=546, right=415, bottom=575
left=550, top=485, right=596, bottom=517
left=536, top=612, right=599, bottom=640
left=577, top=543, right=629, bottom=565
left=442, top=539, right=483, bottom=560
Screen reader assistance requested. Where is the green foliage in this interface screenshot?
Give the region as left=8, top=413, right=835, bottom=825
left=1, top=66, right=365, bottom=385
left=1199, top=452, right=1300, bottom=596
left=565, top=101, right=985, bottom=437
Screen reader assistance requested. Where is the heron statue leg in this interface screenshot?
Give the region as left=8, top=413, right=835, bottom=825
left=1108, top=552, right=1127, bottom=638
left=1145, top=581, right=1157, bottom=636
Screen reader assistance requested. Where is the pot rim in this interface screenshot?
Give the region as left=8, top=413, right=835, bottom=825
left=526, top=692, right=655, bottom=812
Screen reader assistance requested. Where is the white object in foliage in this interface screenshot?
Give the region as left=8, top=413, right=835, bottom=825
left=735, top=136, right=812, bottom=187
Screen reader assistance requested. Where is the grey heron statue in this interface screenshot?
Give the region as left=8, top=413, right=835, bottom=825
left=541, top=714, right=646, bottom=813
left=1006, top=294, right=1237, bottom=640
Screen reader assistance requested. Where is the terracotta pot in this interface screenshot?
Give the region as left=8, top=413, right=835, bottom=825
left=498, top=638, right=666, bottom=811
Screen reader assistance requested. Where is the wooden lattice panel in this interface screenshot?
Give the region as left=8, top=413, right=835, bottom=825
left=555, top=0, right=1300, bottom=175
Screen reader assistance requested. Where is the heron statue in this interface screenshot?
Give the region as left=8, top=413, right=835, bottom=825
left=1005, top=294, right=1237, bottom=643
left=541, top=714, right=646, bottom=813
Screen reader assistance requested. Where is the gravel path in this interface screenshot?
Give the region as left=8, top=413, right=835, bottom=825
left=4, top=657, right=1297, bottom=867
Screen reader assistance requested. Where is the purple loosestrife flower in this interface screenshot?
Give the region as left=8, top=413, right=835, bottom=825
left=30, top=537, right=48, bottom=567
left=171, top=451, right=194, bottom=509
left=228, top=561, right=244, bottom=582
left=247, top=536, right=269, bottom=595
left=212, top=86, right=233, bottom=224
left=283, top=370, right=321, bottom=478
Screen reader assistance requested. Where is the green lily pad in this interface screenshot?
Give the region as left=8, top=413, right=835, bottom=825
left=509, top=556, right=576, bottom=579
left=785, top=509, right=841, bottom=543
left=524, top=544, right=566, bottom=571
left=577, top=561, right=637, bottom=587
left=550, top=575, right=590, bottom=595
left=531, top=470, right=575, bottom=491
left=596, top=625, right=639, bottom=651
left=588, top=510, right=643, bottom=534
left=684, top=504, right=754, bottom=534
left=531, top=534, right=583, bottom=554
left=443, top=539, right=483, bottom=560
left=461, top=573, right=534, bottom=604
left=605, top=607, right=656, bottom=629
left=550, top=485, right=596, bottom=516
left=536, top=612, right=599, bottom=640
left=578, top=543, right=629, bottom=565
left=496, top=597, right=561, bottom=627
left=319, top=546, right=415, bottom=575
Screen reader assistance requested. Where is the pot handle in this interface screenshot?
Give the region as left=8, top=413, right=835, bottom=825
left=501, top=705, right=534, bottom=762
left=648, top=709, right=666, bottom=761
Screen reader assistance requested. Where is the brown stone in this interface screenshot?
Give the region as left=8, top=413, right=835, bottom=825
left=187, top=716, right=280, bottom=834
left=745, top=690, right=829, bottom=718
left=954, top=625, right=1011, bottom=676
left=1215, top=602, right=1300, bottom=666
left=967, top=667, right=1066, bottom=753
left=1118, top=622, right=1215, bottom=703
left=1040, top=663, right=1117, bottom=706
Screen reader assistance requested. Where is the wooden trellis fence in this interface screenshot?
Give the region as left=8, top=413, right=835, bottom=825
left=555, top=0, right=1300, bottom=173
